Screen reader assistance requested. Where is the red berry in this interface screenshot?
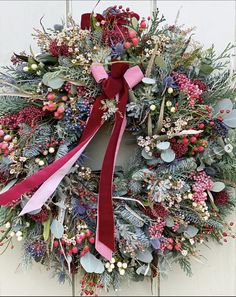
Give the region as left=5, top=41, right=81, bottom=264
left=66, top=241, right=72, bottom=247
left=1, top=143, right=8, bottom=150
left=47, top=93, right=56, bottom=101
left=193, top=146, right=199, bottom=152
left=68, top=249, right=73, bottom=255
left=220, top=109, right=225, bottom=113
left=190, top=136, right=197, bottom=143
left=223, top=232, right=228, bottom=237
left=209, top=121, right=215, bottom=126
left=53, top=240, right=59, bottom=248
left=89, top=237, right=95, bottom=244
left=198, top=146, right=204, bottom=152
left=132, top=37, right=140, bottom=46
left=72, top=246, right=79, bottom=254
left=119, top=5, right=122, bottom=9
left=80, top=251, right=85, bottom=257
left=124, top=42, right=132, bottom=49
left=230, top=222, right=234, bottom=226
left=140, top=21, right=147, bottom=29
left=129, top=30, right=137, bottom=39
left=182, top=138, right=189, bottom=145
left=48, top=103, right=57, bottom=111
left=0, top=130, right=5, bottom=137
left=126, top=7, right=130, bottom=12
left=199, top=123, right=205, bottom=129
left=83, top=245, right=90, bottom=253
left=76, top=237, right=82, bottom=244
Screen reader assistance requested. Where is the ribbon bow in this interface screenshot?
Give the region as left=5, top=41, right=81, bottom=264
left=0, top=62, right=143, bottom=260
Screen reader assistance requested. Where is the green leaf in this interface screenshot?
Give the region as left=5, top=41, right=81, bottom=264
left=165, top=216, right=174, bottom=227
left=136, top=250, right=153, bottom=263
left=141, top=149, right=153, bottom=160
left=36, top=53, right=58, bottom=64
left=42, top=72, right=64, bottom=89
left=43, top=213, right=52, bottom=241
left=156, top=141, right=170, bottom=150
left=155, top=56, right=166, bottom=69
left=200, top=63, right=214, bottom=75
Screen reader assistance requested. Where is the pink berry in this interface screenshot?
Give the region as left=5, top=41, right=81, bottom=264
left=57, top=106, right=65, bottom=114
left=61, top=96, right=68, bottom=101
left=140, top=21, right=147, bottom=29
left=209, top=121, right=215, bottom=126
left=0, top=130, right=5, bottom=137
left=80, top=251, right=85, bottom=257
left=53, top=240, right=59, bottom=248
left=132, top=37, right=140, bottom=46
left=47, top=93, right=56, bottom=101
left=48, top=103, right=57, bottom=111
left=182, top=138, right=189, bottom=145
left=72, top=247, right=79, bottom=254
left=198, top=146, right=205, bottom=152
left=124, top=42, right=132, bottom=49
left=68, top=249, right=73, bottom=255
left=129, top=30, right=137, bottom=39
left=83, top=245, right=90, bottom=253
left=175, top=243, right=182, bottom=251
left=89, top=237, right=95, bottom=244
left=80, top=233, right=86, bottom=240
left=220, top=109, right=225, bottom=113
left=76, top=238, right=82, bottom=244
left=4, top=135, right=12, bottom=142
left=199, top=123, right=205, bottom=129
left=167, top=244, right=173, bottom=250
left=190, top=136, right=197, bottom=143
left=1, top=143, right=8, bottom=150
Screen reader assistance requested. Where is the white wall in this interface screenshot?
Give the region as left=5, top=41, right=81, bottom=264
left=0, top=1, right=235, bottom=296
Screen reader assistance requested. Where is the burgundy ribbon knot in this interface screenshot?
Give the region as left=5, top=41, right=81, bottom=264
left=0, top=62, right=143, bottom=260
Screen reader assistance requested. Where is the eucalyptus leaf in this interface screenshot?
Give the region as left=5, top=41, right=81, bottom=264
left=43, top=72, right=64, bottom=89
left=156, top=141, right=170, bottom=150
left=80, top=252, right=105, bottom=274
left=142, top=77, right=156, bottom=85
left=184, top=225, right=199, bottom=238
left=211, top=181, right=225, bottom=192
left=50, top=219, right=64, bottom=239
left=223, top=110, right=236, bottom=128
left=214, top=99, right=233, bottom=114
left=161, top=148, right=175, bottom=163
left=0, top=179, right=17, bottom=194
left=136, top=250, right=153, bottom=263
left=165, top=216, right=174, bottom=227
left=136, top=265, right=151, bottom=276
left=141, top=148, right=153, bottom=160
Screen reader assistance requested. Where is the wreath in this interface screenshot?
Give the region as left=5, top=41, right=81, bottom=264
left=0, top=5, right=236, bottom=295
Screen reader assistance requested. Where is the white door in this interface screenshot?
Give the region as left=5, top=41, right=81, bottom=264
left=0, top=1, right=235, bottom=296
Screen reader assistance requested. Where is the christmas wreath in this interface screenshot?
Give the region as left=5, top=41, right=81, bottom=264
left=0, top=5, right=236, bottom=295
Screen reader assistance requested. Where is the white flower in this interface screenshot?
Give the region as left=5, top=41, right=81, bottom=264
left=119, top=269, right=125, bottom=276
left=181, top=250, right=188, bottom=256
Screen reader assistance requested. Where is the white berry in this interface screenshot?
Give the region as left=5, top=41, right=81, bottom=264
left=119, top=269, right=125, bottom=276
left=117, top=262, right=122, bottom=268
left=111, top=257, right=116, bottom=264
left=105, top=263, right=110, bottom=269
left=122, top=263, right=128, bottom=269
left=17, top=236, right=23, bottom=242
left=49, top=147, right=55, bottom=154
left=5, top=222, right=11, bottom=229
left=38, top=160, right=45, bottom=166
left=16, top=231, right=23, bottom=237
left=31, top=64, right=38, bottom=70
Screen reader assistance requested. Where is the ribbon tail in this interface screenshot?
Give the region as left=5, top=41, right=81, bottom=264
left=95, top=89, right=128, bottom=260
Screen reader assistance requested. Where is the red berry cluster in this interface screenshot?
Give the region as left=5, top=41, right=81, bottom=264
left=43, top=92, right=67, bottom=119
left=0, top=106, right=44, bottom=130
left=29, top=206, right=49, bottom=223
left=49, top=40, right=70, bottom=57
left=80, top=273, right=103, bottom=296
left=53, top=229, right=95, bottom=258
